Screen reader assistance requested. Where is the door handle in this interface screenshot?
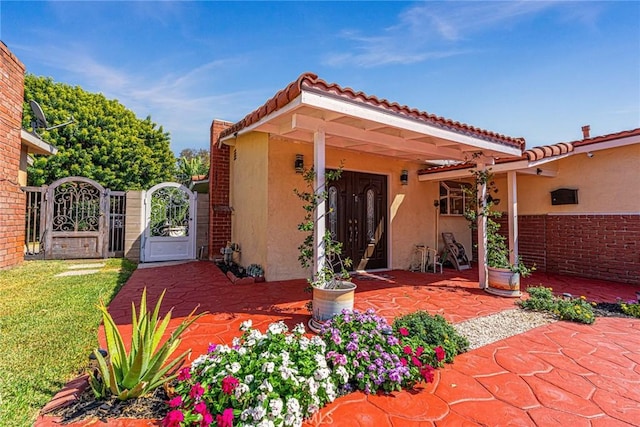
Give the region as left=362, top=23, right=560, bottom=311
left=348, top=219, right=353, bottom=243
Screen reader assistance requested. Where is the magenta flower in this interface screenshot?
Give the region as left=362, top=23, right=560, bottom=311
left=435, top=346, right=446, bottom=362
left=177, top=367, right=191, bottom=381
left=168, top=396, right=183, bottom=408
left=403, top=345, right=412, bottom=355
left=420, top=364, right=435, bottom=383
left=398, top=327, right=409, bottom=336
left=415, top=346, right=424, bottom=357
left=411, top=356, right=422, bottom=367
left=217, top=408, right=234, bottom=427
left=194, top=401, right=207, bottom=414
left=208, top=343, right=217, bottom=353
left=221, top=375, right=239, bottom=395
left=190, top=382, right=205, bottom=399
left=400, top=357, right=408, bottom=367
left=163, top=409, right=184, bottom=427
left=201, top=411, right=214, bottom=427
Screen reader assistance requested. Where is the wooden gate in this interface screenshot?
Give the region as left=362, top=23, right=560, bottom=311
left=43, top=177, right=109, bottom=259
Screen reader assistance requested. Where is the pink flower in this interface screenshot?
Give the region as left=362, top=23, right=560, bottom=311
left=163, top=409, right=184, bottom=427
left=178, top=367, right=191, bottom=381
left=190, top=382, right=205, bottom=399
left=168, top=396, right=182, bottom=408
left=435, top=346, right=445, bottom=362
left=201, top=411, right=214, bottom=427
left=217, top=408, right=234, bottom=427
left=415, top=346, right=424, bottom=357
left=221, top=376, right=239, bottom=395
left=208, top=343, right=217, bottom=353
left=403, top=345, right=412, bottom=355
left=411, top=356, right=422, bottom=367
left=398, top=327, right=409, bottom=336
left=420, top=365, right=435, bottom=383
left=400, top=357, right=408, bottom=367
left=194, top=401, right=207, bottom=414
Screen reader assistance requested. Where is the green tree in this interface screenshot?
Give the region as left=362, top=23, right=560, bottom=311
left=23, top=75, right=175, bottom=190
left=175, top=148, right=209, bottom=185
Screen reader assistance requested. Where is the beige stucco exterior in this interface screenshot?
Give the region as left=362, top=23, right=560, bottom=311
left=515, top=144, right=640, bottom=215
left=229, top=132, right=443, bottom=281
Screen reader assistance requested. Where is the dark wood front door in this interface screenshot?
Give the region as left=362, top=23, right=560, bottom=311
left=328, top=171, right=387, bottom=271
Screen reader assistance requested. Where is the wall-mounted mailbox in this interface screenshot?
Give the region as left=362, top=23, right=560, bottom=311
left=551, top=188, right=578, bottom=205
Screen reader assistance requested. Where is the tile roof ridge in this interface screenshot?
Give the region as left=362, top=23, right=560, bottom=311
left=571, top=127, right=640, bottom=147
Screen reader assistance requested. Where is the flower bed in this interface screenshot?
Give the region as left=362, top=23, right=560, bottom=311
left=167, top=309, right=468, bottom=427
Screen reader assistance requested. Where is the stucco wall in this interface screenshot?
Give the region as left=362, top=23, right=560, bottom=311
left=230, top=132, right=269, bottom=270
left=257, top=137, right=439, bottom=281
left=517, top=145, right=640, bottom=215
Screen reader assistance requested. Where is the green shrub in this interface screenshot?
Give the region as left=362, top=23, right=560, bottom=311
left=519, top=286, right=595, bottom=324
left=392, top=311, right=469, bottom=363
left=621, top=302, right=640, bottom=318
left=89, top=288, right=205, bottom=400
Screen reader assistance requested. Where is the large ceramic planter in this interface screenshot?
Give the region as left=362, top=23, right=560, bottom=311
left=486, top=266, right=521, bottom=298
left=308, top=281, right=357, bottom=333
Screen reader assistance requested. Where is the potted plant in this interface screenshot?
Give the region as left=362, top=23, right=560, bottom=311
left=464, top=169, right=534, bottom=297
left=295, top=165, right=356, bottom=332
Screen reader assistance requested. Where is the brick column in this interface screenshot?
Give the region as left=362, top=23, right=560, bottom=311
left=0, top=42, right=26, bottom=269
left=208, top=119, right=233, bottom=260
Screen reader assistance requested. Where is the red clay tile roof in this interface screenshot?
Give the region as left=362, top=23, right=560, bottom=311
left=572, top=127, right=640, bottom=147
left=219, top=72, right=525, bottom=149
left=417, top=127, right=639, bottom=176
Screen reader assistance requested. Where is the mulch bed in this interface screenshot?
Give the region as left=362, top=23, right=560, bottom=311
left=46, top=384, right=170, bottom=423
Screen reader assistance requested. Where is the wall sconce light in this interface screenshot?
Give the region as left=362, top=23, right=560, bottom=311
left=294, top=154, right=304, bottom=173
left=536, top=168, right=542, bottom=175
left=587, top=152, right=594, bottom=158
left=433, top=200, right=440, bottom=208
left=400, top=169, right=409, bottom=185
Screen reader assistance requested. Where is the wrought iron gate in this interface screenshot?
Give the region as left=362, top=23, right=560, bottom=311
left=141, top=182, right=197, bottom=262
left=23, top=177, right=126, bottom=259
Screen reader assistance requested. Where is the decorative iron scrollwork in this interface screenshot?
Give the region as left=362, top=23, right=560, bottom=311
left=51, top=182, right=101, bottom=232
left=150, top=187, right=190, bottom=237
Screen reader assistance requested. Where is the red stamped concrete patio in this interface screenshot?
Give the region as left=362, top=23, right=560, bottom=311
left=38, top=261, right=640, bottom=426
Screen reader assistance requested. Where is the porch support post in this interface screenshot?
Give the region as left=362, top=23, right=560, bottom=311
left=314, top=129, right=326, bottom=278
left=476, top=162, right=488, bottom=289
left=507, top=171, right=518, bottom=263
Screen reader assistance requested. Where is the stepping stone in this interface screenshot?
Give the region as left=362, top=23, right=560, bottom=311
left=55, top=269, right=101, bottom=277
left=67, top=263, right=106, bottom=269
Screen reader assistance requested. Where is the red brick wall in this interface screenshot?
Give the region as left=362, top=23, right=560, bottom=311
left=468, top=213, right=638, bottom=284
left=208, top=119, right=233, bottom=259
left=543, top=214, right=639, bottom=285
left=0, top=42, right=26, bottom=269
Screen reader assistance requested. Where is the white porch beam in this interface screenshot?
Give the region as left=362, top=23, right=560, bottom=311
left=477, top=161, right=488, bottom=289
left=507, top=171, right=518, bottom=264
left=301, top=90, right=523, bottom=157
left=292, top=113, right=467, bottom=160
left=314, top=129, right=326, bottom=278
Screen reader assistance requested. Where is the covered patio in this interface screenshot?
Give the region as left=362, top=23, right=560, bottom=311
left=38, top=261, right=640, bottom=425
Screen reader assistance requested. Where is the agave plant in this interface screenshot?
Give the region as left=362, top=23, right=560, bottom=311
left=89, top=288, right=204, bottom=400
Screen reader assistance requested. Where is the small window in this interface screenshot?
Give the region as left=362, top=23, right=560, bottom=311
left=439, top=181, right=470, bottom=215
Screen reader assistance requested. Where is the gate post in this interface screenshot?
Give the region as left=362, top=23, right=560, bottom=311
left=123, top=190, right=145, bottom=263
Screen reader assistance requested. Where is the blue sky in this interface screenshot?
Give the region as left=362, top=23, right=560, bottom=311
left=2, top=1, right=639, bottom=155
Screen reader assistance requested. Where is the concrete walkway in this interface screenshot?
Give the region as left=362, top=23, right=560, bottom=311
left=38, top=261, right=640, bottom=426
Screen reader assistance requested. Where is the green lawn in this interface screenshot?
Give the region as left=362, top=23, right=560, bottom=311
left=0, top=259, right=136, bottom=426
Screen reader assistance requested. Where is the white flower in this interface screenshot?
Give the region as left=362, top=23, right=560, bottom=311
left=286, top=397, right=300, bottom=414
left=299, top=337, right=310, bottom=350
left=256, top=420, right=275, bottom=427
left=229, top=362, right=241, bottom=373
left=268, top=321, right=288, bottom=335
left=285, top=335, right=295, bottom=345
left=240, top=319, right=253, bottom=331
left=292, top=323, right=306, bottom=335
left=314, top=367, right=331, bottom=381
left=280, top=350, right=290, bottom=362
left=216, top=344, right=232, bottom=354
left=314, top=353, right=327, bottom=368
left=253, top=405, right=267, bottom=421
left=245, top=374, right=255, bottom=384
left=191, top=354, right=208, bottom=368
left=238, top=346, right=247, bottom=356
left=257, top=392, right=268, bottom=403
left=336, top=366, right=349, bottom=383
left=235, top=382, right=250, bottom=399
left=259, top=379, right=274, bottom=392
left=262, top=361, right=275, bottom=373
left=269, top=397, right=284, bottom=416
left=240, top=409, right=252, bottom=421
left=307, top=377, right=319, bottom=394
left=310, top=336, right=325, bottom=347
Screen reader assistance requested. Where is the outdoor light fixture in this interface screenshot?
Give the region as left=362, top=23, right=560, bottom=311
left=400, top=169, right=409, bottom=185
left=294, top=154, right=304, bottom=173
left=433, top=200, right=440, bottom=208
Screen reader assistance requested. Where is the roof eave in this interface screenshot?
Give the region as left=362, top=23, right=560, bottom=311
left=20, top=130, right=58, bottom=156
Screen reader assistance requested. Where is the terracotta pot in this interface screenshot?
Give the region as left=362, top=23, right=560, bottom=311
left=308, top=281, right=357, bottom=332
left=486, top=266, right=521, bottom=298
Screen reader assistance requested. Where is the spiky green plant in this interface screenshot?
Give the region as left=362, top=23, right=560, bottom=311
left=89, top=288, right=204, bottom=400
